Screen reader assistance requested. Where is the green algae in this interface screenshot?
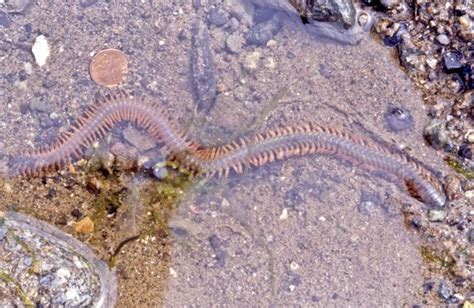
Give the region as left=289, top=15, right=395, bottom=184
left=0, top=271, right=35, bottom=307
left=445, top=157, right=474, bottom=179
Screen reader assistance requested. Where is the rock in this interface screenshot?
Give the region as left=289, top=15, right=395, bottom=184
left=423, top=119, right=451, bottom=150
left=207, top=8, right=228, bottom=26
left=242, top=51, right=261, bottom=72
left=0, top=11, right=12, bottom=28
left=122, top=126, right=156, bottom=151
left=226, top=33, right=243, bottom=54
left=443, top=51, right=463, bottom=72
left=245, top=12, right=283, bottom=46
left=70, top=209, right=83, bottom=219
left=458, top=144, right=472, bottom=159
left=437, top=280, right=453, bottom=301
left=444, top=175, right=463, bottom=201
left=279, top=208, right=289, bottom=220
left=468, top=229, right=474, bottom=244
left=428, top=210, right=446, bottom=222
left=152, top=162, right=169, bottom=180
left=3, top=183, right=13, bottom=194
left=384, top=106, right=414, bottom=132
left=190, top=21, right=217, bottom=112
left=2, top=0, right=34, bottom=13
left=31, top=35, right=50, bottom=67
left=29, top=99, right=54, bottom=113
left=436, top=34, right=450, bottom=45
left=380, top=0, right=401, bottom=10
left=74, top=217, right=94, bottom=234
left=79, top=0, right=98, bottom=8
left=228, top=0, right=254, bottom=26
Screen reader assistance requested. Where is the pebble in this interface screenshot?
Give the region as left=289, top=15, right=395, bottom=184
left=29, top=99, right=54, bottom=113
left=437, top=280, right=453, bottom=301
left=245, top=13, right=283, bottom=46
left=243, top=51, right=261, bottom=72
left=207, top=8, right=228, bottom=26
left=428, top=210, right=446, bottom=222
left=289, top=261, right=299, bottom=271
left=384, top=106, right=414, bottom=132
left=152, top=163, right=169, bottom=180
left=263, top=57, right=276, bottom=69
left=3, top=183, right=13, bottom=194
left=0, top=11, right=11, bottom=28
left=80, top=0, right=98, bottom=8
left=169, top=267, right=178, bottom=278
left=3, top=0, right=33, bottom=13
left=32, top=35, right=50, bottom=67
left=380, top=0, right=401, bottom=10
left=279, top=208, right=289, bottom=220
left=444, top=175, right=463, bottom=200
left=74, top=217, right=94, bottom=234
left=423, top=119, right=450, bottom=149
left=468, top=229, right=474, bottom=244
left=436, top=34, right=450, bottom=45
left=225, top=33, right=243, bottom=54
left=465, top=190, right=474, bottom=199
left=457, top=144, right=472, bottom=159
left=443, top=51, right=463, bottom=72
left=122, top=126, right=156, bottom=151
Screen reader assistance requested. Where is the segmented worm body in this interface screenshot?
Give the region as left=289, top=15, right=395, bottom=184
left=10, top=92, right=446, bottom=207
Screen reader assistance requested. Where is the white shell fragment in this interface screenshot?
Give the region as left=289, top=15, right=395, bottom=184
left=32, top=35, right=50, bottom=67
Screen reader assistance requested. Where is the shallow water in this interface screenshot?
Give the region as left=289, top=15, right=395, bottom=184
left=0, top=1, right=451, bottom=306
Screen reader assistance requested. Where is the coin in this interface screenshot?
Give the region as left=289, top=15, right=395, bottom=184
left=89, top=48, right=128, bottom=87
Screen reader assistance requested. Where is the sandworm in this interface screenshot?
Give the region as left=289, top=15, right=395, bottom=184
left=9, top=92, right=446, bottom=207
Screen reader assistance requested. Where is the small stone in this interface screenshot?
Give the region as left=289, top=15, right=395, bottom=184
left=3, top=0, right=33, bottom=13
left=468, top=229, right=474, bottom=244
left=23, top=62, right=33, bottom=74
left=0, top=11, right=11, bottom=28
left=437, top=280, right=452, bottom=301
left=423, top=119, right=450, bottom=150
left=169, top=267, right=178, bottom=278
left=207, top=8, right=228, bottom=26
left=71, top=208, right=83, bottom=219
left=152, top=162, right=169, bottom=180
left=263, top=57, right=276, bottom=69
left=221, top=198, right=230, bottom=208
left=380, top=0, right=401, bottom=10
left=436, top=34, right=450, bottom=45
left=279, top=208, right=289, bottom=220
left=3, top=183, right=13, bottom=194
left=266, top=39, right=277, bottom=48
left=80, top=0, right=98, bottom=8
left=466, top=190, right=474, bottom=199
left=384, top=106, right=414, bottom=132
left=74, top=217, right=94, bottom=234
left=29, top=99, right=54, bottom=113
left=86, top=177, right=103, bottom=194
left=245, top=13, right=283, bottom=46
left=289, top=261, right=299, bottom=271
left=226, top=33, right=243, bottom=54
left=426, top=58, right=438, bottom=69
left=243, top=51, right=261, bottom=72
left=443, top=51, right=463, bottom=72
left=444, top=175, right=463, bottom=200
left=31, top=35, right=50, bottom=67
left=428, top=210, right=446, bottom=222
left=123, top=126, right=156, bottom=151
left=458, top=144, right=472, bottom=159
left=49, top=112, right=58, bottom=120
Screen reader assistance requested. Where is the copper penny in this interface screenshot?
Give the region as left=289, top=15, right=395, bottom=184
left=89, top=48, right=128, bottom=87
